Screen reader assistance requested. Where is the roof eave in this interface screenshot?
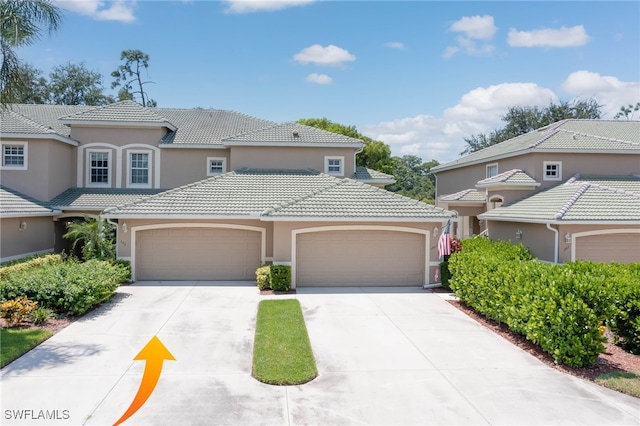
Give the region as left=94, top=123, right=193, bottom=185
left=222, top=141, right=363, bottom=148
left=159, top=144, right=225, bottom=149
left=262, top=216, right=456, bottom=222
left=475, top=183, right=540, bottom=190
left=479, top=216, right=640, bottom=225
left=1, top=211, right=59, bottom=218
left=0, top=132, right=78, bottom=146
left=60, top=119, right=177, bottom=131
left=355, top=179, right=396, bottom=185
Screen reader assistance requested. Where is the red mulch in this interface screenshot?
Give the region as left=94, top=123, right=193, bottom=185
left=448, top=299, right=640, bottom=381
left=259, top=289, right=297, bottom=296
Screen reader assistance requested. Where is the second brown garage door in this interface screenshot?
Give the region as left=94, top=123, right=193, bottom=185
left=296, top=230, right=426, bottom=286
left=136, top=227, right=262, bottom=281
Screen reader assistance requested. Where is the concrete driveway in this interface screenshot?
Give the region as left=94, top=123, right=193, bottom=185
left=1, top=283, right=638, bottom=425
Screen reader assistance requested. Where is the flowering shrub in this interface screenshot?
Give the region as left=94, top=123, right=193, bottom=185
left=450, top=237, right=462, bottom=253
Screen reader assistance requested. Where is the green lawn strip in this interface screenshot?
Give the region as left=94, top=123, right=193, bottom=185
left=595, top=371, right=640, bottom=398
left=252, top=299, right=318, bottom=385
left=1, top=328, right=53, bottom=368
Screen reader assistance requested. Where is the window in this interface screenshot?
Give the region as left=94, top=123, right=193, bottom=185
left=88, top=150, right=110, bottom=186
left=486, top=163, right=498, bottom=178
left=1, top=142, right=27, bottom=170
left=543, top=161, right=562, bottom=181
left=207, top=157, right=227, bottom=176
left=129, top=152, right=150, bottom=187
left=325, top=156, right=344, bottom=176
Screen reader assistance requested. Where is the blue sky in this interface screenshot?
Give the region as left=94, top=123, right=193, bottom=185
left=19, top=1, right=640, bottom=163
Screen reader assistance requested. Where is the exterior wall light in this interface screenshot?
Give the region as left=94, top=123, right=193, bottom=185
left=19, top=220, right=27, bottom=232
left=564, top=233, right=572, bottom=244
left=515, top=229, right=523, bottom=239
left=122, top=222, right=128, bottom=233
left=433, top=226, right=439, bottom=237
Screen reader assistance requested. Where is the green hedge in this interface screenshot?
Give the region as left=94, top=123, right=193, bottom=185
left=0, top=258, right=129, bottom=316
left=448, top=237, right=640, bottom=366
left=255, top=264, right=291, bottom=292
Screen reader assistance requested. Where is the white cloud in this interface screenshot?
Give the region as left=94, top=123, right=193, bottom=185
left=507, top=25, right=589, bottom=47
left=449, top=15, right=497, bottom=40
left=56, top=0, right=136, bottom=23
left=445, top=15, right=496, bottom=58
left=561, top=70, right=640, bottom=117
left=363, top=82, right=558, bottom=163
left=224, top=0, right=315, bottom=13
left=385, top=42, right=406, bottom=50
left=305, top=73, right=333, bottom=85
left=293, top=44, right=356, bottom=67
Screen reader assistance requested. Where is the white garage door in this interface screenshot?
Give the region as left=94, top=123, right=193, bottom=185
left=576, top=233, right=640, bottom=263
left=136, top=227, right=262, bottom=281
left=296, top=230, right=425, bottom=287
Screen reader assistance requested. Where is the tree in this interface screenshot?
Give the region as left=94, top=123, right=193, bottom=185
left=614, top=102, right=640, bottom=120
left=297, top=117, right=393, bottom=173
left=0, top=0, right=62, bottom=106
left=63, top=216, right=115, bottom=261
left=111, top=49, right=156, bottom=107
left=385, top=155, right=439, bottom=203
left=10, top=62, right=48, bottom=103
left=461, top=98, right=603, bottom=155
left=49, top=62, right=114, bottom=105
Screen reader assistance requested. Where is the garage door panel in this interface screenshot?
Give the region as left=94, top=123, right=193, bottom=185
left=576, top=233, right=640, bottom=263
left=297, top=230, right=425, bottom=287
left=136, top=227, right=261, bottom=281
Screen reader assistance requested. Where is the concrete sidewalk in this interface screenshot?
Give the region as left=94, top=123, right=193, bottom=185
left=1, top=283, right=638, bottom=425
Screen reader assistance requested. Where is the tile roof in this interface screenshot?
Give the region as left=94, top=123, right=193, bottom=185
left=476, top=169, right=539, bottom=187
left=1, top=110, right=58, bottom=135
left=222, top=122, right=363, bottom=146
left=440, top=189, right=486, bottom=203
left=59, top=100, right=176, bottom=128
left=432, top=120, right=640, bottom=173
left=103, top=169, right=454, bottom=220
left=158, top=109, right=274, bottom=145
left=479, top=174, right=640, bottom=223
left=0, top=186, right=56, bottom=217
left=48, top=188, right=165, bottom=210
left=8, top=104, right=87, bottom=136
left=353, top=166, right=395, bottom=182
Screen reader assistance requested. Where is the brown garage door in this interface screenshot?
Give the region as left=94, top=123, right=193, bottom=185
left=296, top=230, right=425, bottom=286
left=576, top=233, right=640, bottom=263
left=136, top=227, right=262, bottom=281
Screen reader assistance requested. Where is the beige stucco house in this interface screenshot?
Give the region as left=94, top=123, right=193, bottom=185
left=432, top=119, right=640, bottom=264
left=1, top=101, right=456, bottom=286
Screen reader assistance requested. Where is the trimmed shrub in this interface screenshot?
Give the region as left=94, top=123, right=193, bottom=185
left=256, top=265, right=271, bottom=290
left=439, top=260, right=452, bottom=290
left=1, top=297, right=38, bottom=326
left=448, top=238, right=608, bottom=367
left=270, top=265, right=291, bottom=292
left=0, top=254, right=63, bottom=280
left=606, top=263, right=640, bottom=354
left=0, top=258, right=129, bottom=316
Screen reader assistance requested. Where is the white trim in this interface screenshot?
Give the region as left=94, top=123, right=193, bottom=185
left=78, top=143, right=161, bottom=188
left=206, top=157, right=227, bottom=176
left=486, top=163, right=498, bottom=178
left=543, top=161, right=562, bottom=181
left=324, top=156, right=345, bottom=176
left=478, top=216, right=640, bottom=225
left=290, top=225, right=430, bottom=289
left=571, top=228, right=640, bottom=261
left=102, top=213, right=454, bottom=222
left=86, top=149, right=112, bottom=188
left=127, top=150, right=153, bottom=188
left=159, top=144, right=227, bottom=149
left=1, top=141, right=28, bottom=170
left=0, top=248, right=54, bottom=264
left=129, top=223, right=266, bottom=282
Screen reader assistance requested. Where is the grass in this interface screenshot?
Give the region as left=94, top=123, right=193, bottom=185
left=596, top=371, right=640, bottom=398
left=252, top=299, right=318, bottom=385
left=1, top=328, right=53, bottom=368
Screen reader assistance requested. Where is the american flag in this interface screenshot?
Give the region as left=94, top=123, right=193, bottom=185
left=437, top=219, right=452, bottom=259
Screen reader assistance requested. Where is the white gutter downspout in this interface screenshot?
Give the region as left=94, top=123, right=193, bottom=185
left=546, top=223, right=559, bottom=264
left=354, top=145, right=363, bottom=175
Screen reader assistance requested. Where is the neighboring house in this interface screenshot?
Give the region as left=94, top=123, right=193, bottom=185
left=1, top=101, right=456, bottom=286
left=432, top=119, right=640, bottom=264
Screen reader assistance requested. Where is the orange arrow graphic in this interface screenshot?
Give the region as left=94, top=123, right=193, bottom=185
left=113, top=336, right=175, bottom=426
